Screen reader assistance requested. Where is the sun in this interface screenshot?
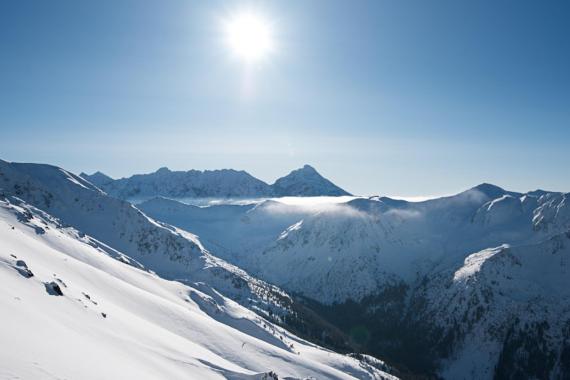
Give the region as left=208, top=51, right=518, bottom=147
left=224, top=11, right=273, bottom=62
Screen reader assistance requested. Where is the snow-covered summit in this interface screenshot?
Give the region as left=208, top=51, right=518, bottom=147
left=272, top=164, right=351, bottom=197
left=470, top=183, right=519, bottom=199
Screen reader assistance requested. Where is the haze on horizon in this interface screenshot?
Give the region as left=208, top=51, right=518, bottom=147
left=1, top=0, right=569, bottom=197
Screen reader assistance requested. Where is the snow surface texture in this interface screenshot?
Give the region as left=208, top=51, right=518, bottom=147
left=138, top=183, right=570, bottom=378
left=0, top=195, right=396, bottom=380
left=80, top=164, right=351, bottom=201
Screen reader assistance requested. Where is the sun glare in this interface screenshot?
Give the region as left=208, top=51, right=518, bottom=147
left=224, top=11, right=273, bottom=62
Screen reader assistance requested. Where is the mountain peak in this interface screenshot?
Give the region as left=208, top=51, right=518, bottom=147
left=471, top=183, right=507, bottom=198
left=79, top=171, right=114, bottom=187
left=272, top=165, right=351, bottom=196
left=471, top=183, right=522, bottom=199
left=280, top=164, right=320, bottom=178
left=155, top=167, right=171, bottom=174
left=93, top=171, right=112, bottom=179
left=301, top=164, right=317, bottom=172
left=80, top=170, right=110, bottom=177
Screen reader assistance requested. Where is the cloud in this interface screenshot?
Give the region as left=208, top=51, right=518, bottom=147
left=384, top=208, right=423, bottom=220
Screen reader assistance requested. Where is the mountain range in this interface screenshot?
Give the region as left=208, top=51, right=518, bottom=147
left=3, top=158, right=570, bottom=379
left=137, top=183, right=570, bottom=378
left=0, top=159, right=394, bottom=380
left=80, top=164, right=351, bottom=201
left=0, top=202, right=393, bottom=380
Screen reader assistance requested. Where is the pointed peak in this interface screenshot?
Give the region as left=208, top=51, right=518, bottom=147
left=80, top=171, right=113, bottom=181
left=474, top=182, right=503, bottom=189
left=78, top=171, right=114, bottom=188
left=472, top=183, right=506, bottom=195
left=286, top=164, right=320, bottom=177
left=155, top=167, right=170, bottom=174
left=272, top=165, right=351, bottom=196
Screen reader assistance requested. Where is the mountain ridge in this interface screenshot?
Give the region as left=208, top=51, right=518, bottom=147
left=0, top=159, right=292, bottom=316
left=6, top=157, right=570, bottom=378
left=137, top=181, right=570, bottom=378
left=0, top=191, right=395, bottom=380
left=80, top=164, right=351, bottom=200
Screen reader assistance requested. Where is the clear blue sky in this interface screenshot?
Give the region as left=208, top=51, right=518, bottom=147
left=1, top=0, right=569, bottom=196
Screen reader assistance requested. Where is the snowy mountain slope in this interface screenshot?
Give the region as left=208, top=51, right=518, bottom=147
left=138, top=184, right=570, bottom=378
left=532, top=192, right=570, bottom=233
left=0, top=195, right=396, bottom=380
left=80, top=164, right=352, bottom=201
left=258, top=190, right=570, bottom=378
left=0, top=160, right=291, bottom=316
left=271, top=165, right=351, bottom=197
left=138, top=197, right=314, bottom=267
left=139, top=185, right=569, bottom=304
left=253, top=186, right=569, bottom=302
left=420, top=233, right=570, bottom=379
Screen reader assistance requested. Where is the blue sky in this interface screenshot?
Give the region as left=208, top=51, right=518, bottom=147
left=1, top=0, right=569, bottom=196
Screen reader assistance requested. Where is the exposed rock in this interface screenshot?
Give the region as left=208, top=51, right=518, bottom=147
left=44, top=281, right=64, bottom=296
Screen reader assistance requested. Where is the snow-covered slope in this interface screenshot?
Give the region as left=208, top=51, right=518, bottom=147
left=138, top=184, right=570, bottom=378
left=0, top=160, right=290, bottom=316
left=20, top=157, right=569, bottom=378
left=272, top=165, right=351, bottom=197
left=139, top=185, right=568, bottom=303
left=423, top=234, right=570, bottom=379
left=80, top=164, right=351, bottom=201
left=251, top=187, right=569, bottom=308
left=0, top=195, right=396, bottom=380
left=138, top=197, right=311, bottom=267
